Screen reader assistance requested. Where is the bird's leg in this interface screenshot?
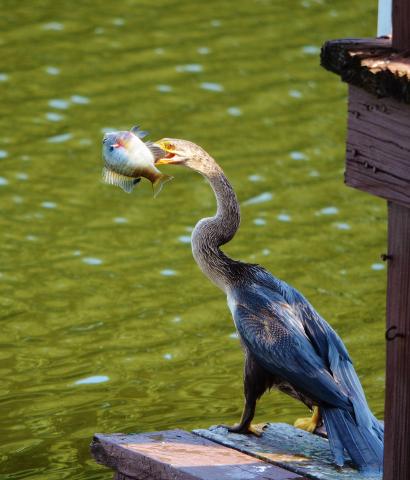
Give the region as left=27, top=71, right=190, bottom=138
left=220, top=394, right=260, bottom=435
left=219, top=351, right=269, bottom=437
left=294, top=406, right=321, bottom=433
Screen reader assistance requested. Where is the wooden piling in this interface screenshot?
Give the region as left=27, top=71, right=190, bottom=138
left=392, top=0, right=410, bottom=50
left=384, top=202, right=410, bottom=478
left=321, top=35, right=410, bottom=480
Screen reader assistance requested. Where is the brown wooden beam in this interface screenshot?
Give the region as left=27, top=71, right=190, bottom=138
left=321, top=38, right=410, bottom=104
left=384, top=202, right=410, bottom=479
left=91, top=430, right=303, bottom=480
left=393, top=0, right=410, bottom=50
left=345, top=86, right=410, bottom=208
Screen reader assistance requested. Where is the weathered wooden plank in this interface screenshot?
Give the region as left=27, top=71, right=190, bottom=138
left=392, top=0, right=410, bottom=50
left=344, top=162, right=410, bottom=207
left=384, top=202, right=410, bottom=479
left=345, top=85, right=410, bottom=207
left=194, top=423, right=382, bottom=480
left=321, top=38, right=410, bottom=103
left=91, top=429, right=303, bottom=480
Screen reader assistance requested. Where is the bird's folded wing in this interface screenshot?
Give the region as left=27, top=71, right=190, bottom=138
left=293, top=296, right=382, bottom=433
left=230, top=287, right=351, bottom=409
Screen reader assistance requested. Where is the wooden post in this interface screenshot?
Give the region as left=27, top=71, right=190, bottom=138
left=384, top=202, right=410, bottom=479
left=392, top=0, right=410, bottom=49
left=388, top=3, right=410, bottom=477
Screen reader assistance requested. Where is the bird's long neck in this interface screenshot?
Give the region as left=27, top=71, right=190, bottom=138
left=191, top=163, right=240, bottom=292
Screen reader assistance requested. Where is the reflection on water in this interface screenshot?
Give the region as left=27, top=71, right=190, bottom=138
left=0, top=0, right=384, bottom=479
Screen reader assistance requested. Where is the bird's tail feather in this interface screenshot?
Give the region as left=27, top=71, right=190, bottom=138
left=322, top=407, right=383, bottom=474
left=322, top=412, right=344, bottom=467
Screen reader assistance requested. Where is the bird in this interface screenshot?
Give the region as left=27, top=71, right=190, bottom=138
left=155, top=138, right=384, bottom=473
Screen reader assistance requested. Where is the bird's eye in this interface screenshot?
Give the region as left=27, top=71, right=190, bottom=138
left=103, top=138, right=107, bottom=144
left=109, top=146, right=114, bottom=152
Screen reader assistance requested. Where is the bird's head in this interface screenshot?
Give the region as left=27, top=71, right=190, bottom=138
left=155, top=138, right=218, bottom=175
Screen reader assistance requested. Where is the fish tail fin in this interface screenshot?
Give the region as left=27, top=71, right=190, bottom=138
left=152, top=174, right=173, bottom=198
left=102, top=167, right=137, bottom=194
left=322, top=407, right=383, bottom=474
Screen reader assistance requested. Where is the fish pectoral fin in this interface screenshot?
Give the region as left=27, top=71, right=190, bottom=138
left=130, top=125, right=149, bottom=139
left=146, top=141, right=166, bottom=160
left=102, top=167, right=137, bottom=194
left=152, top=174, right=173, bottom=198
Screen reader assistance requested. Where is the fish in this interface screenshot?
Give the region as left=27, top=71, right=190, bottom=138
left=102, top=126, right=173, bottom=196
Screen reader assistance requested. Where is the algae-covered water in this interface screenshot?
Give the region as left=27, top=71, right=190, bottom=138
left=0, top=1, right=386, bottom=478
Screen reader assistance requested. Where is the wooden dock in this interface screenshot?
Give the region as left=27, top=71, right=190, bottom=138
left=91, top=423, right=382, bottom=480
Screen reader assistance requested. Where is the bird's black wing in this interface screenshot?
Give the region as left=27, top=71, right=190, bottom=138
left=290, top=287, right=383, bottom=437
left=228, top=282, right=351, bottom=410
left=251, top=268, right=383, bottom=437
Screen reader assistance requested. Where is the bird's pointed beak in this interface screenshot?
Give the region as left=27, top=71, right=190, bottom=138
left=154, top=140, right=182, bottom=165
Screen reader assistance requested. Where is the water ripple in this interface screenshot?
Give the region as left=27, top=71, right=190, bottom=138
left=302, top=45, right=320, bottom=54
left=289, top=89, right=302, bottom=98
left=46, top=112, right=64, bottom=122
left=176, top=64, right=203, bottom=73
left=200, top=82, right=224, bottom=92
left=277, top=214, right=291, bottom=222
left=227, top=107, right=242, bottom=116
left=82, top=257, right=103, bottom=265
left=71, top=95, right=90, bottom=105
left=334, top=222, right=350, bottom=230
left=41, top=201, right=57, bottom=209
left=47, top=133, right=72, bottom=143
left=74, top=375, right=109, bottom=385
left=253, top=218, right=266, bottom=226
left=178, top=235, right=191, bottom=244
left=317, top=206, right=339, bottom=215
left=243, top=192, right=272, bottom=205
left=45, top=66, right=60, bottom=75
left=248, top=174, right=264, bottom=182
left=160, top=269, right=177, bottom=276
left=48, top=99, right=69, bottom=110
left=113, top=217, right=128, bottom=224
left=290, top=151, right=308, bottom=161
left=156, top=84, right=173, bottom=93
left=42, top=22, right=64, bottom=31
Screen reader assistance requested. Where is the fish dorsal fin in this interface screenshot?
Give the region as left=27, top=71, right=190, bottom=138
left=146, top=141, right=166, bottom=160
left=130, top=125, right=149, bottom=139
left=102, top=167, right=137, bottom=193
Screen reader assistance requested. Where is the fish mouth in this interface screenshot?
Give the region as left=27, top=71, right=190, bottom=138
left=154, top=140, right=182, bottom=165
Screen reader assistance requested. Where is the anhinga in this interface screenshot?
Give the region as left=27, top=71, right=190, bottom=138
left=156, top=138, right=383, bottom=473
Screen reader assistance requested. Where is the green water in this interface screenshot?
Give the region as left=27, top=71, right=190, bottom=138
left=0, top=1, right=386, bottom=478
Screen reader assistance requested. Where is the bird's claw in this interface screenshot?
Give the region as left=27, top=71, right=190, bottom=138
left=218, top=423, right=267, bottom=437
